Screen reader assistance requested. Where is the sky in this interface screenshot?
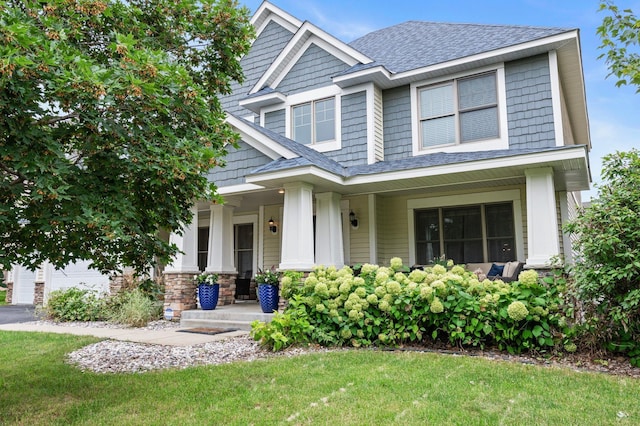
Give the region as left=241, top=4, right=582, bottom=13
left=240, top=0, right=640, bottom=200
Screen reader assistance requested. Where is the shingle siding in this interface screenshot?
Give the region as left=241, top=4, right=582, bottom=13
left=505, top=54, right=556, bottom=149
left=207, top=140, right=273, bottom=187
left=277, top=43, right=351, bottom=95
left=222, top=21, right=295, bottom=116
left=264, top=109, right=286, bottom=135
left=382, top=86, right=413, bottom=161
left=325, top=91, right=368, bottom=167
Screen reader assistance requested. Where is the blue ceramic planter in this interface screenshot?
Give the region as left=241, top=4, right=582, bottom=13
left=258, top=284, right=279, bottom=313
left=198, top=283, right=219, bottom=310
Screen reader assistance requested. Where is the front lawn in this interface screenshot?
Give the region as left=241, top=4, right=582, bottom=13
left=1, top=331, right=638, bottom=425
left=0, top=289, right=6, bottom=305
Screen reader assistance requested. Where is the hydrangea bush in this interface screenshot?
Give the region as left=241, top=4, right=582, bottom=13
left=251, top=259, right=567, bottom=354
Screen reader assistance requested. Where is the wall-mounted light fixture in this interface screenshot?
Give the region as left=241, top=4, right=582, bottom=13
left=349, top=211, right=358, bottom=228
left=268, top=217, right=278, bottom=234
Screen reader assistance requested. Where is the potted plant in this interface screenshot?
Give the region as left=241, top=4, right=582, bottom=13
left=255, top=267, right=281, bottom=313
left=194, top=272, right=219, bottom=310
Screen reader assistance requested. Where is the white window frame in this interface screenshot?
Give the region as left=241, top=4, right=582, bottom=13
left=292, top=97, right=336, bottom=145
left=411, top=65, right=509, bottom=156
left=262, top=85, right=342, bottom=153
left=407, top=189, right=524, bottom=266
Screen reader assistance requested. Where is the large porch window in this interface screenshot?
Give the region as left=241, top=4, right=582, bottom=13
left=414, top=202, right=515, bottom=264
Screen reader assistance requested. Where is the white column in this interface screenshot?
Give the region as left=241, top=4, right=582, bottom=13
left=315, top=192, right=345, bottom=268
left=280, top=182, right=315, bottom=270
left=164, top=205, right=200, bottom=273
left=206, top=203, right=237, bottom=274
left=525, top=168, right=560, bottom=267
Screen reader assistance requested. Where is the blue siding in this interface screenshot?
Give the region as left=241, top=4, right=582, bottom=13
left=505, top=54, right=556, bottom=149
left=207, top=140, right=273, bottom=187
left=277, top=44, right=351, bottom=95
left=325, top=91, right=368, bottom=167
left=222, top=21, right=295, bottom=116
left=382, top=86, right=412, bottom=161
left=264, top=109, right=286, bottom=135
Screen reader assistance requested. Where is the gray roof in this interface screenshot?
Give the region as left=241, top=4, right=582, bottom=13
left=348, top=21, right=571, bottom=74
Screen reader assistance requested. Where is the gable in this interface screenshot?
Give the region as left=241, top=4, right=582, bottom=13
left=277, top=43, right=351, bottom=94
left=222, top=19, right=296, bottom=116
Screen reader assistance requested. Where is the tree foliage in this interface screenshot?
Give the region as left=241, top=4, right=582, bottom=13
left=565, top=150, right=640, bottom=360
left=0, top=0, right=253, bottom=273
left=597, top=1, right=640, bottom=91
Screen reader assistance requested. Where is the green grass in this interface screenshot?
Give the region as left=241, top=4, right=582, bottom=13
left=1, top=332, right=639, bottom=425
left=0, top=290, right=6, bottom=305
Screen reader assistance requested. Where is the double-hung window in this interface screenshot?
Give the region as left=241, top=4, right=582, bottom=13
left=414, top=202, right=515, bottom=264
left=419, top=72, right=498, bottom=149
left=292, top=98, right=335, bottom=145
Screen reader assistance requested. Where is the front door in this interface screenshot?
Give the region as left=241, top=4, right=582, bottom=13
left=234, top=223, right=254, bottom=298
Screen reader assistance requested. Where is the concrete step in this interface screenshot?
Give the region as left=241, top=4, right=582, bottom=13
left=180, top=304, right=274, bottom=331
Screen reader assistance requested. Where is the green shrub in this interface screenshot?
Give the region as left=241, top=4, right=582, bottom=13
left=107, top=288, right=162, bottom=327
left=252, top=258, right=567, bottom=354
left=44, top=287, right=106, bottom=321
left=565, top=149, right=640, bottom=366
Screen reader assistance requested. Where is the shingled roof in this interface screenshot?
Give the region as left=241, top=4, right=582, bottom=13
left=348, top=21, right=571, bottom=74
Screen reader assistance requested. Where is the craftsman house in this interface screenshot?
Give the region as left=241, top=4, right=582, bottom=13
left=5, top=1, right=591, bottom=312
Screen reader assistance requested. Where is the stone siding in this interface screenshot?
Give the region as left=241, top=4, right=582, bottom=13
left=163, top=272, right=198, bottom=319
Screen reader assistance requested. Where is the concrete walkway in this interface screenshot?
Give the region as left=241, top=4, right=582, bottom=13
left=0, top=320, right=250, bottom=347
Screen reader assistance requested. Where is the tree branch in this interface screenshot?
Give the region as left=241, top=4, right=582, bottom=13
left=36, top=112, right=80, bottom=126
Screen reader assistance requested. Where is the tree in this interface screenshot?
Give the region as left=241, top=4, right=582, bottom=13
left=565, top=150, right=640, bottom=364
left=0, top=0, right=253, bottom=273
left=597, top=1, right=640, bottom=91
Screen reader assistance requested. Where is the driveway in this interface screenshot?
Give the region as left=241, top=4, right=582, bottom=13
left=0, top=304, right=39, bottom=324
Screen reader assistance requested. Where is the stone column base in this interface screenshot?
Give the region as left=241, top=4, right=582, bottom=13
left=163, top=272, right=198, bottom=319
left=34, top=282, right=44, bottom=306
left=217, top=273, right=238, bottom=306
left=5, top=282, right=12, bottom=304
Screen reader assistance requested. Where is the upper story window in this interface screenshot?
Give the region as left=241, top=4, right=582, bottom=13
left=292, top=98, right=335, bottom=145
left=418, top=72, right=498, bottom=149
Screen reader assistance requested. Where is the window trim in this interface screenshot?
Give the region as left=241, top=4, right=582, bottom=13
left=292, top=97, right=336, bottom=145
left=407, top=189, right=524, bottom=266
left=262, top=85, right=342, bottom=153
left=410, top=65, right=509, bottom=156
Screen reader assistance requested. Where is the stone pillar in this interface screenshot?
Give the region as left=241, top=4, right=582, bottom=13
left=525, top=168, right=560, bottom=268
left=280, top=182, right=315, bottom=270
left=33, top=282, right=44, bottom=306
left=5, top=282, right=13, bottom=305
left=315, top=192, right=345, bottom=268
left=163, top=205, right=200, bottom=318
left=216, top=272, right=238, bottom=306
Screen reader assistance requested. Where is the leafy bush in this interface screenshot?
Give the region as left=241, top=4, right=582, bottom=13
left=44, top=287, right=106, bottom=321
left=107, top=288, right=162, bottom=327
left=252, top=258, right=567, bottom=354
left=565, top=149, right=640, bottom=366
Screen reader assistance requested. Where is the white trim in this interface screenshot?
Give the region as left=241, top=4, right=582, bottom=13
left=251, top=2, right=302, bottom=36
left=410, top=65, right=508, bottom=156
left=407, top=189, right=524, bottom=266
left=226, top=114, right=298, bottom=160
left=341, top=199, right=351, bottom=266
left=217, top=183, right=265, bottom=195
left=251, top=21, right=371, bottom=95
left=548, top=50, right=565, bottom=147
left=246, top=165, right=344, bottom=186
left=258, top=205, right=265, bottom=272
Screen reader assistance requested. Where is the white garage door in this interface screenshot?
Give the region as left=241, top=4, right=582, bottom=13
left=13, top=267, right=36, bottom=305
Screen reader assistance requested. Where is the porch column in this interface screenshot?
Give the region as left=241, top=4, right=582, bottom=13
left=206, top=202, right=238, bottom=305
left=525, top=168, right=560, bottom=267
left=280, top=182, right=315, bottom=270
left=315, top=192, right=345, bottom=268
left=163, top=205, right=199, bottom=318
left=206, top=203, right=237, bottom=274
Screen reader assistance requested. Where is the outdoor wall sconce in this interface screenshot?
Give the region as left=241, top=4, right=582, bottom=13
left=349, top=211, right=358, bottom=228
left=268, top=217, right=278, bottom=234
